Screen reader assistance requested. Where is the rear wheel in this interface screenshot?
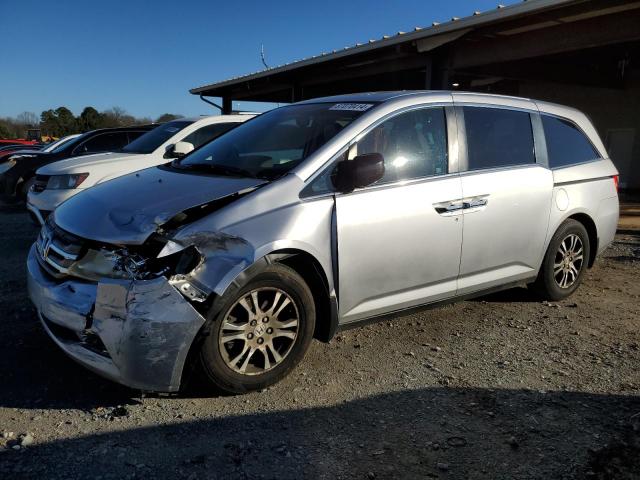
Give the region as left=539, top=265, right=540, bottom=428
left=532, top=219, right=590, bottom=301
left=199, top=263, right=315, bottom=394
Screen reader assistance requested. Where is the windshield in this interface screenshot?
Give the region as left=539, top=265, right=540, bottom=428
left=43, top=135, right=78, bottom=152
left=122, top=120, right=193, bottom=154
left=175, top=103, right=374, bottom=180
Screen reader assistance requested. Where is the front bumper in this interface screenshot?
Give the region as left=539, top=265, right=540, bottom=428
left=27, top=188, right=81, bottom=223
left=27, top=245, right=207, bottom=392
left=26, top=202, right=49, bottom=225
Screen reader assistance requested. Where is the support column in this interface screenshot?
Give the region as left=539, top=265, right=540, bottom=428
left=424, top=56, right=433, bottom=89
left=222, top=97, right=233, bottom=114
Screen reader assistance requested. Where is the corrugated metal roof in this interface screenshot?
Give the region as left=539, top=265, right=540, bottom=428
left=190, top=0, right=574, bottom=95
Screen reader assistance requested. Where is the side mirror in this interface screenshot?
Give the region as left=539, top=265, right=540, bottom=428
left=166, top=141, right=194, bottom=158
left=332, top=153, right=385, bottom=193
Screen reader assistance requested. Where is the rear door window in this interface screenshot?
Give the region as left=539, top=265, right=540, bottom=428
left=462, top=107, right=535, bottom=171
left=73, top=132, right=130, bottom=155
left=541, top=115, right=600, bottom=168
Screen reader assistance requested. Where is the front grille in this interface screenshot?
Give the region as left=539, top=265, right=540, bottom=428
left=35, top=218, right=84, bottom=277
left=32, top=174, right=50, bottom=193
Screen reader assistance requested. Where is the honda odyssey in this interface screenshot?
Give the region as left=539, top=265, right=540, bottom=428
left=27, top=92, right=619, bottom=394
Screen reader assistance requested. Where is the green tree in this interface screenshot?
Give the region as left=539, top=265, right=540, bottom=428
left=78, top=106, right=102, bottom=132
left=55, top=107, right=78, bottom=135
left=155, top=113, right=183, bottom=123
left=40, top=109, right=61, bottom=136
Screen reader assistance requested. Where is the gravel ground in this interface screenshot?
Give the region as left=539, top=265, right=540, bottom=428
left=0, top=208, right=638, bottom=479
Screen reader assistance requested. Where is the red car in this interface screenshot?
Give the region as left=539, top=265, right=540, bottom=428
left=0, top=139, right=39, bottom=147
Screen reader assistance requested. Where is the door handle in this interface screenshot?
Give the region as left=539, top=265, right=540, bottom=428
left=434, top=200, right=464, bottom=216
left=462, top=195, right=489, bottom=212
left=463, top=198, right=488, bottom=209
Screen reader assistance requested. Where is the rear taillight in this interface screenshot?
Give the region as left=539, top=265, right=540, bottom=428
left=613, top=175, right=619, bottom=192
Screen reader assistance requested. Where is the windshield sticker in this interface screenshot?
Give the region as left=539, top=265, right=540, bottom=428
left=329, top=103, right=374, bottom=112
left=165, top=127, right=180, bottom=133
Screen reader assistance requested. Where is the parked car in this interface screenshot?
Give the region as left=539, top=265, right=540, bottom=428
left=0, top=144, right=43, bottom=161
left=0, top=139, right=38, bottom=147
left=0, top=135, right=79, bottom=164
left=27, top=115, right=254, bottom=223
left=0, top=125, right=155, bottom=204
left=27, top=92, right=619, bottom=394
left=39, top=134, right=83, bottom=152
left=0, top=143, right=42, bottom=153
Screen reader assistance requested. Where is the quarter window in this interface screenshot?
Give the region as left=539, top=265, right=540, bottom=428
left=542, top=115, right=600, bottom=168
left=463, top=107, right=535, bottom=170
left=356, top=107, right=448, bottom=185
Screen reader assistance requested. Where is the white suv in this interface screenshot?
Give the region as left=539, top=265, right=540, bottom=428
left=27, top=114, right=255, bottom=224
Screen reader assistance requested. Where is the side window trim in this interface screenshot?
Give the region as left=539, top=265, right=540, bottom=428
left=531, top=112, right=549, bottom=169
left=300, top=103, right=457, bottom=199
left=453, top=106, right=468, bottom=172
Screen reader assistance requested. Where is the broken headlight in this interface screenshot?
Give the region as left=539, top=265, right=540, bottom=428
left=67, top=248, right=131, bottom=281
left=69, top=243, right=203, bottom=283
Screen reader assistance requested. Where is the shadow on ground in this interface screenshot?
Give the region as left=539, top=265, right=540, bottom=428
left=1, top=387, right=639, bottom=479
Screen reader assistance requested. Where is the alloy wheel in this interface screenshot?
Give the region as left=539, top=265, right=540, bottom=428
left=553, top=233, right=584, bottom=289
left=218, top=287, right=299, bottom=375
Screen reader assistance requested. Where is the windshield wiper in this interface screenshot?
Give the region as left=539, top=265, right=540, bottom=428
left=173, top=162, right=256, bottom=179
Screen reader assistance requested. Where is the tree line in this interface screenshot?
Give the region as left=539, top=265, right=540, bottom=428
left=0, top=107, right=183, bottom=139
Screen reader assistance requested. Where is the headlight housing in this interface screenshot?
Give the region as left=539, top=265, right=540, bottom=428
left=46, top=173, right=89, bottom=190
left=69, top=243, right=203, bottom=282
left=0, top=159, right=16, bottom=174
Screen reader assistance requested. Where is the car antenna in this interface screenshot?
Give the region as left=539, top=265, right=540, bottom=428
left=260, top=44, right=270, bottom=69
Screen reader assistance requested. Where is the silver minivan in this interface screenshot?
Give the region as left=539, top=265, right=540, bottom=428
left=27, top=92, right=619, bottom=394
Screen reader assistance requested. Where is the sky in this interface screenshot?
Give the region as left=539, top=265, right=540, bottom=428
left=0, top=0, right=519, bottom=120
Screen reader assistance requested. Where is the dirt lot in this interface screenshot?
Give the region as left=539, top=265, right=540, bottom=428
left=0, top=208, right=638, bottom=479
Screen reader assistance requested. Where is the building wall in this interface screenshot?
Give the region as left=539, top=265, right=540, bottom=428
left=518, top=73, right=640, bottom=190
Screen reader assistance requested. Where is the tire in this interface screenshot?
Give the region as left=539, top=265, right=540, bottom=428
left=198, top=263, right=315, bottom=394
left=532, top=219, right=590, bottom=301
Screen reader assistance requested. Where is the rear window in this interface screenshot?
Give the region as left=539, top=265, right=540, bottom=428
left=463, top=107, right=535, bottom=171
left=542, top=115, right=600, bottom=168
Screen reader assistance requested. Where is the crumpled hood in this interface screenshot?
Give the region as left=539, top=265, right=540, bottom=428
left=37, top=152, right=140, bottom=175
left=54, top=166, right=266, bottom=245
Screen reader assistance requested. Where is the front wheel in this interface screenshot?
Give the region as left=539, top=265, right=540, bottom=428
left=532, top=219, right=590, bottom=301
left=199, top=263, right=315, bottom=394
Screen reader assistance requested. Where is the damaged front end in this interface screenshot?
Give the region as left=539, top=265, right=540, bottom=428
left=27, top=215, right=233, bottom=392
